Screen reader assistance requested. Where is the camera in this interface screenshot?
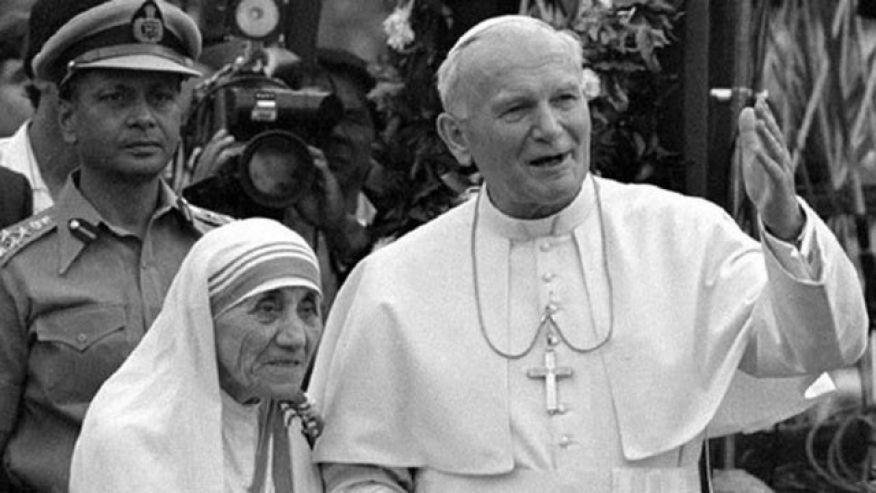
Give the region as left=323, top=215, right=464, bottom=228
left=180, top=0, right=343, bottom=216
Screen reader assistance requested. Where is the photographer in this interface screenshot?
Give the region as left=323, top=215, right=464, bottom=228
left=280, top=48, right=377, bottom=307
left=180, top=47, right=376, bottom=309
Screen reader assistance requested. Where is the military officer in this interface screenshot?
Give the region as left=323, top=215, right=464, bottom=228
left=0, top=0, right=230, bottom=490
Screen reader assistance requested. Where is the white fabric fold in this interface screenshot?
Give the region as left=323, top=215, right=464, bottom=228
left=309, top=175, right=866, bottom=476
left=70, top=218, right=324, bottom=493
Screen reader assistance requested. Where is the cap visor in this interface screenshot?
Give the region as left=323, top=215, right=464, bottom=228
left=72, top=53, right=201, bottom=78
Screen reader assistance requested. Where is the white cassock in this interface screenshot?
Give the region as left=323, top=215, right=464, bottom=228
left=308, top=174, right=867, bottom=493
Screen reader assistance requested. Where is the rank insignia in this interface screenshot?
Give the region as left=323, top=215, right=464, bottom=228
left=0, top=214, right=55, bottom=264
left=132, top=0, right=165, bottom=44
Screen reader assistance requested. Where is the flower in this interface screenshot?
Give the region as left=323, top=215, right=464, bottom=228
left=383, top=0, right=416, bottom=51
left=368, top=80, right=406, bottom=113
left=581, top=67, right=602, bottom=100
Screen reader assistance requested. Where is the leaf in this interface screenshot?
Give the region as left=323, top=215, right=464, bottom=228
left=632, top=132, right=647, bottom=158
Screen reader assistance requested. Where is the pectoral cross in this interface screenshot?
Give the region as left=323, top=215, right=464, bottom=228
left=527, top=342, right=573, bottom=415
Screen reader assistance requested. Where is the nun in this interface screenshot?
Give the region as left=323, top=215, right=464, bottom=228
left=71, top=218, right=325, bottom=492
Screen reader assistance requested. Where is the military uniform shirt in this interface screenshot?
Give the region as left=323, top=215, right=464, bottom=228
left=0, top=173, right=227, bottom=491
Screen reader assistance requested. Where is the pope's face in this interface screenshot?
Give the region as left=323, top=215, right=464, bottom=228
left=214, top=286, right=322, bottom=403
left=446, top=31, right=591, bottom=219
left=59, top=69, right=182, bottom=182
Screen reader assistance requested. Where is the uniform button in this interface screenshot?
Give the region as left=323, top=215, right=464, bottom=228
left=542, top=272, right=554, bottom=282
left=555, top=403, right=568, bottom=414
left=559, top=434, right=573, bottom=447
left=547, top=302, right=559, bottom=313
left=540, top=241, right=552, bottom=252
left=76, top=334, right=87, bottom=343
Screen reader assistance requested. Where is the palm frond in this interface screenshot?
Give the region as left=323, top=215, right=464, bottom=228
left=762, top=0, right=876, bottom=199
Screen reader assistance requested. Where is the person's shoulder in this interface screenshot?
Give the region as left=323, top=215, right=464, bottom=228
left=0, top=166, right=27, bottom=182
left=373, top=197, right=474, bottom=256
left=189, top=204, right=234, bottom=227
left=0, top=168, right=33, bottom=228
left=595, top=176, right=741, bottom=245
left=0, top=210, right=57, bottom=267
left=597, top=175, right=685, bottom=202
left=596, top=176, right=726, bottom=219
left=179, top=199, right=235, bottom=235
left=0, top=167, right=31, bottom=199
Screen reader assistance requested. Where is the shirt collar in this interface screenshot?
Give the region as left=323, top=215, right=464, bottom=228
left=479, top=173, right=596, bottom=240
left=22, top=121, right=51, bottom=201
left=1, top=121, right=54, bottom=212
left=56, top=172, right=184, bottom=274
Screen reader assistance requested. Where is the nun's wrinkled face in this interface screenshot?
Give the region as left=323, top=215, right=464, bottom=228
left=214, top=286, right=322, bottom=403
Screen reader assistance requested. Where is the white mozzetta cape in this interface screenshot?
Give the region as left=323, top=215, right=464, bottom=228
left=309, top=175, right=866, bottom=475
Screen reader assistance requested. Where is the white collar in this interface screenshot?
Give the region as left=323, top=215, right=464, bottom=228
left=479, top=173, right=596, bottom=240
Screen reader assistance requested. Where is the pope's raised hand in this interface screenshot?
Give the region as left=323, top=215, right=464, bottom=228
left=738, top=95, right=804, bottom=241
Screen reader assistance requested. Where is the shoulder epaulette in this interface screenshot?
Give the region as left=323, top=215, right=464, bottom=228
left=189, top=203, right=234, bottom=227
left=0, top=212, right=56, bottom=266
left=186, top=202, right=234, bottom=229
left=176, top=196, right=235, bottom=232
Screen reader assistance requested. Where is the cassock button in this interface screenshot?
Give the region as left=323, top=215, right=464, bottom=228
left=559, top=434, right=573, bottom=447
left=540, top=241, right=552, bottom=252
left=542, top=273, right=554, bottom=282
left=547, top=303, right=559, bottom=313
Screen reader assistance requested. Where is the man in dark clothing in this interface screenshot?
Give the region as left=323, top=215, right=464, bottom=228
left=0, top=167, right=32, bottom=229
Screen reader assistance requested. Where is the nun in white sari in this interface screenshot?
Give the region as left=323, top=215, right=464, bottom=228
left=70, top=218, right=325, bottom=492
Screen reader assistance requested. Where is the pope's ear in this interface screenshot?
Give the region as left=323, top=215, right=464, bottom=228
left=436, top=112, right=473, bottom=167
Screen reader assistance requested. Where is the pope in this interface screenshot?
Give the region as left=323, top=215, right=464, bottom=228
left=307, top=15, right=867, bottom=493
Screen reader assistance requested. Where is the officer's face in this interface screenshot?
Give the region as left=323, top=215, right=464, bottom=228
left=58, top=69, right=183, bottom=180
left=213, top=286, right=321, bottom=403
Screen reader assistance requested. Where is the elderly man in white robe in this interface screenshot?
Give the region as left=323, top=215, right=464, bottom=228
left=307, top=15, right=868, bottom=493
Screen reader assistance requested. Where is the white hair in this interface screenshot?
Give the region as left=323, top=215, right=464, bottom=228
left=436, top=15, right=584, bottom=117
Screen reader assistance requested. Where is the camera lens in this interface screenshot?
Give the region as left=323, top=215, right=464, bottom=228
left=239, top=130, right=316, bottom=207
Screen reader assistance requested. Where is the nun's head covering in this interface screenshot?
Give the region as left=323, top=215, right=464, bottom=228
left=206, top=217, right=321, bottom=317
left=70, top=218, right=323, bottom=492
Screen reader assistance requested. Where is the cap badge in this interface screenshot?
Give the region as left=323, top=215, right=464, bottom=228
left=132, top=0, right=165, bottom=44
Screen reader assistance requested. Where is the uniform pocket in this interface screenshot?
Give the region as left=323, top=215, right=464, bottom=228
left=36, top=304, right=126, bottom=351
left=31, top=304, right=130, bottom=403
